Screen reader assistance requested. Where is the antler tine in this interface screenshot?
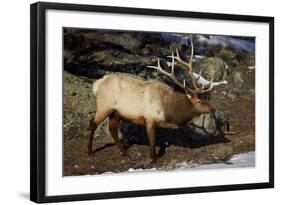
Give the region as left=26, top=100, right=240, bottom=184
left=171, top=51, right=175, bottom=75
left=173, top=49, right=190, bottom=69
left=146, top=56, right=186, bottom=90
left=196, top=69, right=202, bottom=82
left=168, top=37, right=202, bottom=93
left=186, top=35, right=205, bottom=93
left=187, top=83, right=215, bottom=94
left=173, top=36, right=194, bottom=71
left=204, top=77, right=213, bottom=88
left=189, top=36, right=194, bottom=66
left=171, top=35, right=214, bottom=94
left=147, top=58, right=171, bottom=77
left=168, top=49, right=190, bottom=69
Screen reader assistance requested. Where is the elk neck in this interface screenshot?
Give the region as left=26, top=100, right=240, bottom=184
left=163, top=90, right=198, bottom=127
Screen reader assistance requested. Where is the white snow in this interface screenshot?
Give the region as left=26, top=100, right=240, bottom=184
left=175, top=151, right=255, bottom=170
left=229, top=151, right=255, bottom=167
left=128, top=168, right=157, bottom=173
left=194, top=55, right=206, bottom=59
left=224, top=62, right=229, bottom=70
left=97, top=151, right=255, bottom=175
left=248, top=66, right=255, bottom=70
left=161, top=33, right=255, bottom=53
left=196, top=35, right=255, bottom=52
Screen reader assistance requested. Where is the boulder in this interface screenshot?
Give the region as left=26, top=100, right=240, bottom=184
left=63, top=29, right=171, bottom=78
left=233, top=71, right=244, bottom=88
left=190, top=113, right=217, bottom=135
left=80, top=32, right=143, bottom=53
left=190, top=109, right=227, bottom=136
left=194, top=57, right=226, bottom=81
left=217, top=48, right=236, bottom=62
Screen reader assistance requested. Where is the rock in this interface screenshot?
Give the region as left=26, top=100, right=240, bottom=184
left=190, top=113, right=216, bottom=136
left=164, top=159, right=178, bottom=170
left=215, top=146, right=233, bottom=160
left=190, top=110, right=227, bottom=136
left=227, top=93, right=235, bottom=101
left=217, top=48, right=236, bottom=62
left=63, top=71, right=96, bottom=141
left=233, top=71, right=244, bottom=88
left=249, top=89, right=255, bottom=96
left=237, top=51, right=255, bottom=65
left=213, top=110, right=227, bottom=127
left=194, top=57, right=226, bottom=81
left=63, top=29, right=173, bottom=78
left=81, top=32, right=143, bottom=52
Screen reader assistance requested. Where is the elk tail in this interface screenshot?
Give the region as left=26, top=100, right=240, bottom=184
left=93, top=75, right=109, bottom=95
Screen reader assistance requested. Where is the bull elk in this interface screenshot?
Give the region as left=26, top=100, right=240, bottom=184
left=88, top=38, right=226, bottom=163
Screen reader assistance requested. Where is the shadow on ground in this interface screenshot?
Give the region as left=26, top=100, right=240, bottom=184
left=94, top=123, right=230, bottom=159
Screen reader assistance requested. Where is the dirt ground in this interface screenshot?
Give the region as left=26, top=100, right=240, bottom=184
left=63, top=71, right=255, bottom=176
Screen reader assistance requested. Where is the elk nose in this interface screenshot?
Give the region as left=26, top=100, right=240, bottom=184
left=211, top=108, right=216, bottom=113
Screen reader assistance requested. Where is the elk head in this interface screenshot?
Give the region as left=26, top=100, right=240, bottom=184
left=188, top=93, right=213, bottom=114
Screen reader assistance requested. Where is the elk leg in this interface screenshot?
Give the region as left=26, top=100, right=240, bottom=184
left=108, top=114, right=127, bottom=156
left=146, top=121, right=157, bottom=163
left=87, top=112, right=110, bottom=155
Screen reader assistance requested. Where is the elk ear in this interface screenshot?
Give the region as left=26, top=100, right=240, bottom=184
left=185, top=90, right=192, bottom=99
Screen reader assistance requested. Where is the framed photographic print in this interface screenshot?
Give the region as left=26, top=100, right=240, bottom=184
left=30, top=1, right=274, bottom=203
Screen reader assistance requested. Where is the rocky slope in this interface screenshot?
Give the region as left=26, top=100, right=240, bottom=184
left=63, top=28, right=255, bottom=175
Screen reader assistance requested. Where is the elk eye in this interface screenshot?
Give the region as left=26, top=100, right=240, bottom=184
left=197, top=100, right=201, bottom=104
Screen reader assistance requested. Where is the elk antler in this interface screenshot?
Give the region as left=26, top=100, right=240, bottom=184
left=146, top=53, right=187, bottom=90
left=146, top=35, right=216, bottom=94
left=167, top=36, right=215, bottom=94
left=147, top=35, right=227, bottom=94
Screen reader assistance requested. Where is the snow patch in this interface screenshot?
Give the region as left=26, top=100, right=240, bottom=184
left=248, top=66, right=255, bottom=70
left=161, top=33, right=255, bottom=53
left=97, top=152, right=255, bottom=175
left=175, top=151, right=255, bottom=170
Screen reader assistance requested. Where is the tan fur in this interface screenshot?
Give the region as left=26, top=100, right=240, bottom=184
left=88, top=74, right=213, bottom=162
left=93, top=75, right=110, bottom=95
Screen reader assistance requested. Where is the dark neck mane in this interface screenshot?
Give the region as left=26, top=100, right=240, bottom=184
left=163, top=90, right=197, bottom=126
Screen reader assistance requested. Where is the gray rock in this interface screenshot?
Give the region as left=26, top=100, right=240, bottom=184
left=190, top=113, right=216, bottom=135
left=190, top=110, right=227, bottom=136
left=217, top=48, right=236, bottom=62
left=194, top=57, right=226, bottom=81
left=249, top=89, right=255, bottom=96
left=233, top=71, right=244, bottom=88
left=227, top=93, right=235, bottom=101
left=82, top=32, right=142, bottom=52
left=63, top=71, right=96, bottom=141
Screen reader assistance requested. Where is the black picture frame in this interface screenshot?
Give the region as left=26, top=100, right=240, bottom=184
left=30, top=1, right=274, bottom=203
